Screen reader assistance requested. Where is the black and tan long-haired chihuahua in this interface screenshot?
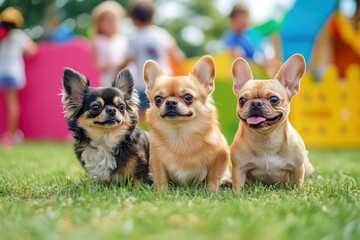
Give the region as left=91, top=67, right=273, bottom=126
left=61, top=68, right=151, bottom=185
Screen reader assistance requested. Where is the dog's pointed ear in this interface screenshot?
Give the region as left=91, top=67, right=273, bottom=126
left=62, top=68, right=89, bottom=119
left=62, top=68, right=89, bottom=101
left=231, top=57, right=253, bottom=94
left=274, top=54, right=306, bottom=98
left=191, top=55, right=216, bottom=93
left=143, top=60, right=164, bottom=91
left=113, top=68, right=134, bottom=99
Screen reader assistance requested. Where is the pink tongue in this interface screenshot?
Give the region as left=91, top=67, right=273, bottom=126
left=246, top=117, right=266, bottom=125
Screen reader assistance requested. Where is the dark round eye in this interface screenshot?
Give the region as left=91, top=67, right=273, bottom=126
left=183, top=94, right=193, bottom=104
left=239, top=97, right=247, bottom=107
left=118, top=103, right=125, bottom=112
left=91, top=104, right=101, bottom=112
left=154, top=96, right=163, bottom=105
left=269, top=96, right=280, bottom=105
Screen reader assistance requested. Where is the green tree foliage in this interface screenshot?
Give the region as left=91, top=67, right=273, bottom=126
left=158, top=0, right=228, bottom=57
left=0, top=0, right=53, bottom=28
left=0, top=0, right=229, bottom=57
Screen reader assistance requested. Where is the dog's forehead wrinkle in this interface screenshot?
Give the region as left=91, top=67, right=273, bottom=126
left=241, top=80, right=285, bottom=98
left=156, top=77, right=197, bottom=96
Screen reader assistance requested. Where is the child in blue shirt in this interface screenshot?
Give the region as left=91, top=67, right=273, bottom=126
left=222, top=3, right=255, bottom=60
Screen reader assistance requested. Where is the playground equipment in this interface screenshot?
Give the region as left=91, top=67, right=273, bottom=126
left=277, top=0, right=360, bottom=147
left=278, top=0, right=338, bottom=64
left=291, top=65, right=360, bottom=148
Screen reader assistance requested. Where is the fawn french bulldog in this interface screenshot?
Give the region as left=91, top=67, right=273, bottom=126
left=230, top=54, right=314, bottom=192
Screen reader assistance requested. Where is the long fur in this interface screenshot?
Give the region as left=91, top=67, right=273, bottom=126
left=62, top=68, right=151, bottom=184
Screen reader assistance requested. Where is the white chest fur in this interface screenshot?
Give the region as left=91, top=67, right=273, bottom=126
left=167, top=163, right=208, bottom=185
left=240, top=154, right=296, bottom=184
left=81, top=141, right=117, bottom=182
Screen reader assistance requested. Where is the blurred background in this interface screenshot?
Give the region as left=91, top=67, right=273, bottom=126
left=0, top=0, right=357, bottom=57
left=0, top=0, right=298, bottom=57
left=0, top=0, right=359, bottom=148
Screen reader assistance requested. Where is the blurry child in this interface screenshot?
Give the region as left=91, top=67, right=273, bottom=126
left=92, top=1, right=128, bottom=87
left=0, top=7, right=37, bottom=148
left=223, top=3, right=279, bottom=75
left=222, top=3, right=255, bottom=60
left=118, top=0, right=184, bottom=112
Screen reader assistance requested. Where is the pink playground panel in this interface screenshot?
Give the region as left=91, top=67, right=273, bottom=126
left=0, top=38, right=100, bottom=140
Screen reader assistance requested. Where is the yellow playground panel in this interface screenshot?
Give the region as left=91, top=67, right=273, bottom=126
left=181, top=51, right=233, bottom=80
left=181, top=52, right=269, bottom=80
left=291, top=64, right=360, bottom=148
left=180, top=52, right=360, bottom=148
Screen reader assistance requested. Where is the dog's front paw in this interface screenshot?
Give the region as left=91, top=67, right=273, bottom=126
left=232, top=182, right=242, bottom=193
left=207, top=178, right=220, bottom=191
left=155, top=182, right=169, bottom=193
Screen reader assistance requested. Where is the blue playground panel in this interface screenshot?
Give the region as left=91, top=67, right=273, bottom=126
left=279, top=0, right=338, bottom=65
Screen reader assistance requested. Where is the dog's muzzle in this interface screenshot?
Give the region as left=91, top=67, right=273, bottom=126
left=165, top=100, right=178, bottom=110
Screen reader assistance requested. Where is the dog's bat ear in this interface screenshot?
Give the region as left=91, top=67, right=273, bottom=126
left=231, top=57, right=253, bottom=95
left=62, top=68, right=89, bottom=101
left=274, top=54, right=306, bottom=98
left=191, top=55, right=215, bottom=94
left=113, top=68, right=134, bottom=99
left=62, top=68, right=89, bottom=119
left=143, top=60, right=164, bottom=91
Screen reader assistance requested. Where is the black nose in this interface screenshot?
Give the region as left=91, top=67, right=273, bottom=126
left=105, top=107, right=116, bottom=116
left=250, top=100, right=264, bottom=110
left=165, top=100, right=178, bottom=109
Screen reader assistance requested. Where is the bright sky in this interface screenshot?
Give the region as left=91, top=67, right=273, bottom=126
left=157, top=0, right=296, bottom=25
left=1, top=0, right=357, bottom=24
left=215, top=0, right=357, bottom=23
left=214, top=0, right=295, bottom=24
left=156, top=0, right=296, bottom=47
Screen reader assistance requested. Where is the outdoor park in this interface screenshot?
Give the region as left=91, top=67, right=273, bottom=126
left=0, top=0, right=359, bottom=239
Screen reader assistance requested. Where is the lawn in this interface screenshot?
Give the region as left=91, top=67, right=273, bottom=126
left=0, top=142, right=359, bottom=240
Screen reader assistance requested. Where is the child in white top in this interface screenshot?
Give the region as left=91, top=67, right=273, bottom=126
left=0, top=7, right=37, bottom=148
left=118, top=0, right=184, bottom=112
left=92, top=1, right=128, bottom=87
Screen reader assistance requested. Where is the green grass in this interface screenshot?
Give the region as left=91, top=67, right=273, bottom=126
left=213, top=80, right=238, bottom=142
left=0, top=142, right=359, bottom=240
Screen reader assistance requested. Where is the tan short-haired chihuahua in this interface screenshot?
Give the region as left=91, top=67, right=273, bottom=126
left=143, top=56, right=230, bottom=191
left=230, top=54, right=314, bottom=192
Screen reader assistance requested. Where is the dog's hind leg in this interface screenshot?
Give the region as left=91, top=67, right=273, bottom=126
left=289, top=162, right=305, bottom=188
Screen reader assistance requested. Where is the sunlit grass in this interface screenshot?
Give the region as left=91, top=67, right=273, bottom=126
left=0, top=142, right=359, bottom=240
